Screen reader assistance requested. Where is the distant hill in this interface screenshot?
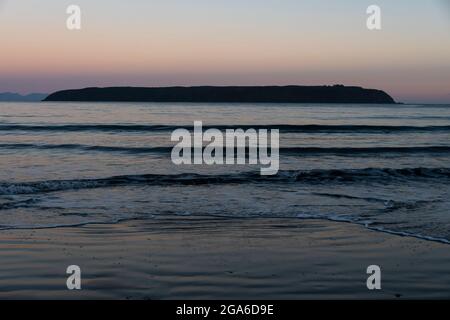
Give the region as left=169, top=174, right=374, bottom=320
left=44, top=85, right=396, bottom=104
left=0, top=92, right=48, bottom=102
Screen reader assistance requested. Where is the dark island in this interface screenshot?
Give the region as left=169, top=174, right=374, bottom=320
left=44, top=85, right=396, bottom=104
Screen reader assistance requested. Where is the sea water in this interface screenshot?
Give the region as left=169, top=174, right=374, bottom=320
left=1, top=102, right=450, bottom=243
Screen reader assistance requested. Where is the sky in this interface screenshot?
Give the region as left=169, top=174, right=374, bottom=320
left=0, top=0, right=449, bottom=103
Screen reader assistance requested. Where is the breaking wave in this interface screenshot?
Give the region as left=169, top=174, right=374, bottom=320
left=1, top=167, right=450, bottom=195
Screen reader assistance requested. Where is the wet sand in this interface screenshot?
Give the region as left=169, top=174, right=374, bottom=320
left=0, top=216, right=449, bottom=299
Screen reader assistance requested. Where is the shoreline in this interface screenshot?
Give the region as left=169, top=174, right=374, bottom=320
left=0, top=216, right=449, bottom=299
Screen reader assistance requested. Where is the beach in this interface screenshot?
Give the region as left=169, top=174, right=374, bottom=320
left=1, top=216, right=449, bottom=299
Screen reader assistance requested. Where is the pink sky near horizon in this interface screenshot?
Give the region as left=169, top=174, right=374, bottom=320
left=1, top=0, right=449, bottom=103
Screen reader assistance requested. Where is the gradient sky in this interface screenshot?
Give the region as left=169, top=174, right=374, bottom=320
left=0, top=0, right=449, bottom=103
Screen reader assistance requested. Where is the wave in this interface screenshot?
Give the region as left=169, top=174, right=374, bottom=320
left=311, top=192, right=387, bottom=203
left=0, top=143, right=170, bottom=154
left=313, top=192, right=442, bottom=211
left=281, top=146, right=450, bottom=155
left=2, top=143, right=450, bottom=156
left=0, top=198, right=40, bottom=210
left=295, top=213, right=450, bottom=245
left=1, top=167, right=450, bottom=195
left=1, top=124, right=450, bottom=133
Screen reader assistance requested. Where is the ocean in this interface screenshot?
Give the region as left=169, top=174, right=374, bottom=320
left=1, top=102, right=450, bottom=244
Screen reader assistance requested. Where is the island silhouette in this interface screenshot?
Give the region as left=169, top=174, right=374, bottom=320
left=44, top=85, right=396, bottom=104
